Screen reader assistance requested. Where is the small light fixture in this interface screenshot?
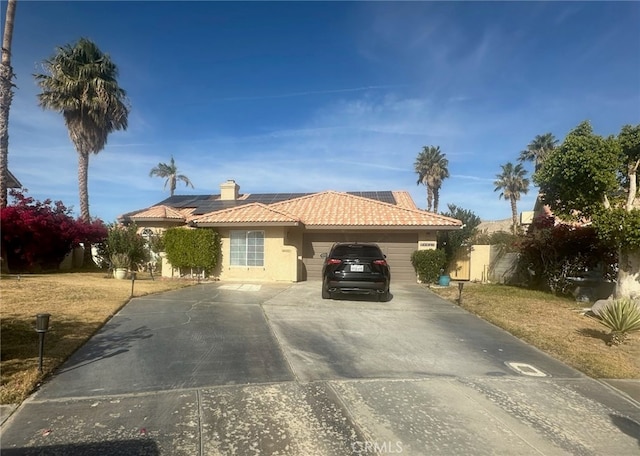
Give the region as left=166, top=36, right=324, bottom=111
left=36, top=313, right=50, bottom=333
left=35, top=313, right=51, bottom=372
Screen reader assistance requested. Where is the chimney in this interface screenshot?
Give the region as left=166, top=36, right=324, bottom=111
left=220, top=180, right=240, bottom=201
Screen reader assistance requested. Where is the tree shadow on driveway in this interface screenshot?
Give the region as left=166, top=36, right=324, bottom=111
left=54, top=319, right=153, bottom=374
left=610, top=414, right=640, bottom=447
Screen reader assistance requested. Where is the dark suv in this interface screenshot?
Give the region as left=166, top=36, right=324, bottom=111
left=321, top=242, right=391, bottom=301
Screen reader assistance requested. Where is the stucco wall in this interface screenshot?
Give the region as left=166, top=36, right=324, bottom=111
left=449, top=245, right=519, bottom=283
left=152, top=225, right=300, bottom=282
left=468, top=245, right=491, bottom=282
left=284, top=227, right=304, bottom=282
left=216, top=226, right=299, bottom=282
left=417, top=231, right=437, bottom=250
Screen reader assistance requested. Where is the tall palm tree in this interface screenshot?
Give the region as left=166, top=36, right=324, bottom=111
left=35, top=38, right=129, bottom=222
left=0, top=0, right=18, bottom=209
left=149, top=156, right=194, bottom=196
left=519, top=133, right=558, bottom=171
left=494, top=162, right=530, bottom=233
left=414, top=145, right=449, bottom=213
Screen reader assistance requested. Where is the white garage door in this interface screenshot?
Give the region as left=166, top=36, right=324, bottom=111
left=302, top=232, right=418, bottom=282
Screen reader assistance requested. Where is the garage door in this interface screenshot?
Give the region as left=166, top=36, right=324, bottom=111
left=302, top=232, right=418, bottom=282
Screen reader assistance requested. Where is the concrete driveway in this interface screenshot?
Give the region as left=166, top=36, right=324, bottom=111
left=1, top=281, right=639, bottom=455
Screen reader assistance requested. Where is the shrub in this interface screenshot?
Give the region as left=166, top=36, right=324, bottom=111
left=164, top=228, right=221, bottom=275
left=411, top=249, right=447, bottom=284
left=590, top=299, right=640, bottom=346
left=514, top=215, right=616, bottom=294
left=104, top=223, right=148, bottom=269
left=472, top=231, right=521, bottom=251
left=0, top=189, right=107, bottom=271
left=149, top=232, right=165, bottom=254
left=437, top=204, right=481, bottom=269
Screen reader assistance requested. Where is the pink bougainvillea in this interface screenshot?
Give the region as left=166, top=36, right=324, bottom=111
left=1, top=189, right=107, bottom=271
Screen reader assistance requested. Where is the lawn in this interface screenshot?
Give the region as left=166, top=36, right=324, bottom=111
left=0, top=272, right=195, bottom=404
left=430, top=282, right=640, bottom=379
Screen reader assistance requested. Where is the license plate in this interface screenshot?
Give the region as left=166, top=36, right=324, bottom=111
left=350, top=264, right=364, bottom=272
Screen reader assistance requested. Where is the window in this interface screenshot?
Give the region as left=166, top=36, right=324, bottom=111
left=230, top=231, right=264, bottom=266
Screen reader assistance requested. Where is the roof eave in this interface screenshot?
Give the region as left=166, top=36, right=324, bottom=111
left=303, top=224, right=462, bottom=231
left=118, top=216, right=186, bottom=225
left=193, top=221, right=301, bottom=228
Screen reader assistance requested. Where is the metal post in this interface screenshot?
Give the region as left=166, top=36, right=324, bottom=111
left=130, top=272, right=136, bottom=297
left=458, top=282, right=464, bottom=305
left=38, top=332, right=45, bottom=372
left=35, top=313, right=50, bottom=373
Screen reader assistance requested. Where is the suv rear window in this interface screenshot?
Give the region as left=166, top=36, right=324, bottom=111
left=331, top=244, right=383, bottom=258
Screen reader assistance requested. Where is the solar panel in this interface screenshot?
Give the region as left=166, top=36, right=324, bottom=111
left=158, top=191, right=398, bottom=215
left=348, top=191, right=396, bottom=205
left=247, top=193, right=310, bottom=204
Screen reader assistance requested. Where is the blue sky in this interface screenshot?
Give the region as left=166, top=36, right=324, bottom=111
left=5, top=1, right=640, bottom=223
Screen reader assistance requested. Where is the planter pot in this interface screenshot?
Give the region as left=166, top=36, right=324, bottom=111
left=438, top=275, right=451, bottom=286
left=114, top=268, right=127, bottom=280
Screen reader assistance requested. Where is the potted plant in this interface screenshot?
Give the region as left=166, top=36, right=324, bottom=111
left=110, top=253, right=130, bottom=279
left=438, top=268, right=451, bottom=287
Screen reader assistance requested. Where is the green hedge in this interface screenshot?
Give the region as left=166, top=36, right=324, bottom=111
left=411, top=249, right=447, bottom=284
left=164, top=228, right=221, bottom=274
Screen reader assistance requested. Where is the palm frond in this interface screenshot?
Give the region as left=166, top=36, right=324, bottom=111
left=494, top=162, right=529, bottom=200
left=149, top=156, right=193, bottom=195
left=177, top=174, right=194, bottom=188
left=34, top=38, right=129, bottom=156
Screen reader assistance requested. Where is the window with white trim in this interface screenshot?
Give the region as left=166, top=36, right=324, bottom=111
left=230, top=231, right=264, bottom=266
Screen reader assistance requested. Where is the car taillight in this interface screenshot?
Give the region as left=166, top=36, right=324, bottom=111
left=373, top=259, right=387, bottom=266
left=327, top=258, right=342, bottom=265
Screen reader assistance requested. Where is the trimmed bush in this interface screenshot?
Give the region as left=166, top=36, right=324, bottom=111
left=164, top=228, right=221, bottom=275
left=411, top=249, right=447, bottom=284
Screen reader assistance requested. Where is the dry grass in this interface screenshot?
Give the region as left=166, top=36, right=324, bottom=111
left=431, top=282, right=640, bottom=379
left=1, top=272, right=195, bottom=404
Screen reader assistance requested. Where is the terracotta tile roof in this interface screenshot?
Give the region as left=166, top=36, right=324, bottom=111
left=125, top=189, right=461, bottom=228
left=270, top=191, right=461, bottom=227
left=193, top=203, right=299, bottom=225
left=392, top=191, right=418, bottom=210
left=127, top=205, right=188, bottom=221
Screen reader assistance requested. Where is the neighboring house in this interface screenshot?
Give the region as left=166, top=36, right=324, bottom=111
left=476, top=218, right=514, bottom=235
left=5, top=169, right=22, bottom=188
left=119, top=180, right=462, bottom=283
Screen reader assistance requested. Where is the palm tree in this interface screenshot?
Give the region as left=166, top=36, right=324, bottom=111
left=494, top=162, right=530, bottom=233
left=0, top=0, right=18, bottom=209
left=414, top=145, right=449, bottom=213
left=35, top=38, right=130, bottom=222
left=519, top=133, right=558, bottom=171
left=149, top=156, right=194, bottom=196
